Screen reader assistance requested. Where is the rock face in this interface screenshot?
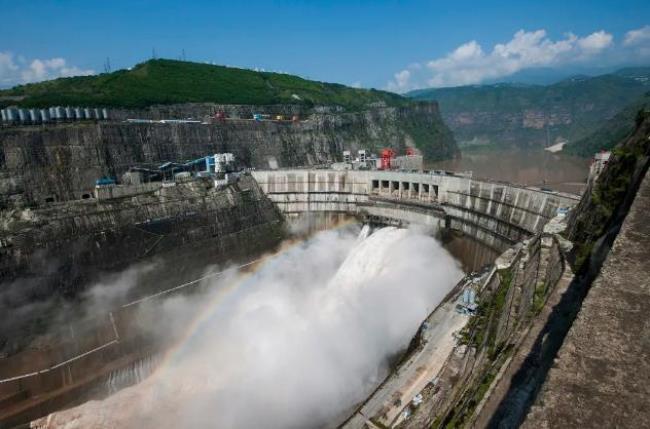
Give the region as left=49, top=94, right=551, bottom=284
left=0, top=176, right=284, bottom=354
left=520, top=114, right=650, bottom=428
left=523, top=156, right=650, bottom=428
left=0, top=102, right=456, bottom=207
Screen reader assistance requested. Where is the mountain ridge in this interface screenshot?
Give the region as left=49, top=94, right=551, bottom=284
left=0, top=59, right=408, bottom=111
left=406, top=67, right=650, bottom=153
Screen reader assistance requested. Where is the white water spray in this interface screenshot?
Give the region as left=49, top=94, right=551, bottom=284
left=34, top=226, right=463, bottom=429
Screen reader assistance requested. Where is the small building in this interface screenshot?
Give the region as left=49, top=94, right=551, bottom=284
left=588, top=150, right=611, bottom=185
left=358, top=150, right=368, bottom=163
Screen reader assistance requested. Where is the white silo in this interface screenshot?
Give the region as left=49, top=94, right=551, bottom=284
left=18, top=108, right=29, bottom=123
left=0, top=109, right=6, bottom=122
left=49, top=107, right=57, bottom=119
left=6, top=107, right=17, bottom=122
left=54, top=106, right=64, bottom=120
left=84, top=107, right=93, bottom=119
left=29, top=109, right=40, bottom=123
left=74, top=107, right=84, bottom=119
left=65, top=106, right=74, bottom=120
left=94, top=108, right=101, bottom=119
left=101, top=108, right=109, bottom=120
left=41, top=108, right=51, bottom=122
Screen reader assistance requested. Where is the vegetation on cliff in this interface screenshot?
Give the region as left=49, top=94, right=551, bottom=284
left=0, top=59, right=408, bottom=110
left=568, top=110, right=650, bottom=272
left=406, top=67, right=650, bottom=151
left=563, top=92, right=650, bottom=157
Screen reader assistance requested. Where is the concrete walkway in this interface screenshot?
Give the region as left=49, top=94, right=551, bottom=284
left=343, top=300, right=468, bottom=428
left=523, top=171, right=650, bottom=427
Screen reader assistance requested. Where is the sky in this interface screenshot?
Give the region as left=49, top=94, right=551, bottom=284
left=0, top=0, right=648, bottom=91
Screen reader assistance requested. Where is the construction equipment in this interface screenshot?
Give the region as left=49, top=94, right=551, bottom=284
left=380, top=148, right=396, bottom=170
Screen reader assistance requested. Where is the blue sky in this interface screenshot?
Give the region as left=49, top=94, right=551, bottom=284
left=0, top=0, right=648, bottom=90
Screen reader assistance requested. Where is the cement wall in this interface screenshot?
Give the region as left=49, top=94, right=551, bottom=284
left=252, top=169, right=579, bottom=252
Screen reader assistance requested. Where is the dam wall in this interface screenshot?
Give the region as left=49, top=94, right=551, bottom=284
left=252, top=169, right=579, bottom=252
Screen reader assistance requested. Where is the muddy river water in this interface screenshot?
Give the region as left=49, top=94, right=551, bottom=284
left=427, top=149, right=591, bottom=194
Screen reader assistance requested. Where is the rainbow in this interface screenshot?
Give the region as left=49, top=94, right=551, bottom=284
left=142, top=219, right=359, bottom=386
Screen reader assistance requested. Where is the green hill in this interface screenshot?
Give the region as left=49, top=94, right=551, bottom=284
left=406, top=68, right=650, bottom=152
left=0, top=59, right=407, bottom=110
left=564, top=92, right=650, bottom=157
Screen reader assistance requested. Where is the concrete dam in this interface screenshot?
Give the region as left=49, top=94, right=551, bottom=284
left=0, top=165, right=581, bottom=428
left=252, top=169, right=577, bottom=265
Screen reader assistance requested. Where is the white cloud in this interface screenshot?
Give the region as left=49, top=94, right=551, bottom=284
left=0, top=52, right=20, bottom=87
left=0, top=52, right=95, bottom=88
left=387, top=28, right=617, bottom=91
left=624, top=25, right=650, bottom=46
left=386, top=69, right=412, bottom=92
left=578, top=30, right=613, bottom=51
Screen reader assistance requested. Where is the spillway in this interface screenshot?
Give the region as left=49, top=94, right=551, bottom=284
left=28, top=225, right=463, bottom=429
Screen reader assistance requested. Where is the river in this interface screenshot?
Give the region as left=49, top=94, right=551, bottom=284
left=427, top=149, right=591, bottom=194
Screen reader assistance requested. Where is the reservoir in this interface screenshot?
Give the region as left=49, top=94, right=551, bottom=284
left=427, top=149, right=590, bottom=194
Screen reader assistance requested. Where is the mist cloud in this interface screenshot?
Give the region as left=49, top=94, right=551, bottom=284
left=36, top=226, right=463, bottom=429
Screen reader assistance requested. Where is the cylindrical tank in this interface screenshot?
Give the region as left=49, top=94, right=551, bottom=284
left=0, top=109, right=6, bottom=122
left=40, top=108, right=51, bottom=122
left=65, top=106, right=74, bottom=120
left=74, top=107, right=84, bottom=119
left=94, top=108, right=101, bottom=119
left=84, top=107, right=93, bottom=119
left=6, top=107, right=17, bottom=122
left=49, top=107, right=57, bottom=119
left=18, top=108, right=29, bottom=123
left=54, top=106, right=65, bottom=120
left=101, top=108, right=109, bottom=120
left=29, top=109, right=40, bottom=123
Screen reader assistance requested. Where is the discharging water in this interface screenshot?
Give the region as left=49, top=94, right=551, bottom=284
left=33, top=226, right=463, bottom=429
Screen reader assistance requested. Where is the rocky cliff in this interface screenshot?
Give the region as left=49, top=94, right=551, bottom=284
left=522, top=115, right=650, bottom=428
left=0, top=102, right=456, bottom=207
left=0, top=175, right=284, bottom=354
